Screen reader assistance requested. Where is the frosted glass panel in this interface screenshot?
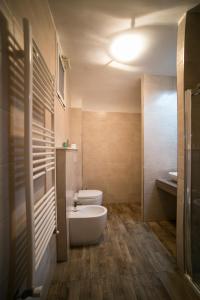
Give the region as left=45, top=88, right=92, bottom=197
left=185, top=90, right=200, bottom=289
left=190, top=93, right=200, bottom=284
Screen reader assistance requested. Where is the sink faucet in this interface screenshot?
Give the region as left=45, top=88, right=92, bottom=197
left=73, top=199, right=78, bottom=212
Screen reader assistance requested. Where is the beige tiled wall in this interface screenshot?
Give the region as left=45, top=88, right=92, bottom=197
left=56, top=149, right=79, bottom=262
left=142, top=74, right=177, bottom=221
left=0, top=4, right=24, bottom=298
left=4, top=0, right=70, bottom=146
left=69, top=108, right=83, bottom=190
left=82, top=111, right=141, bottom=204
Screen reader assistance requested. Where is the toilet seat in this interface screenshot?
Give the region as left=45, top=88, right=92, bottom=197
left=76, top=190, right=103, bottom=205
left=78, top=190, right=102, bottom=199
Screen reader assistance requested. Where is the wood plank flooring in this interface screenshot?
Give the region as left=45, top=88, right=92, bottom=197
left=47, top=203, right=199, bottom=300
left=148, top=220, right=176, bottom=257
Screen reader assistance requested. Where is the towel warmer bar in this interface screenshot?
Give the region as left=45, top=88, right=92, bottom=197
left=23, top=18, right=57, bottom=298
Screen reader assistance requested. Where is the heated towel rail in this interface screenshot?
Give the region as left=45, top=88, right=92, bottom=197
left=23, top=18, right=57, bottom=297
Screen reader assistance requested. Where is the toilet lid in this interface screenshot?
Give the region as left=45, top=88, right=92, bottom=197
left=78, top=190, right=102, bottom=199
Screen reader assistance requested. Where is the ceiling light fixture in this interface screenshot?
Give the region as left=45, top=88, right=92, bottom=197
left=110, top=33, right=145, bottom=63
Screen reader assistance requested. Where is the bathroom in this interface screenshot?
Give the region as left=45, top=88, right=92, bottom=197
left=0, top=0, right=200, bottom=299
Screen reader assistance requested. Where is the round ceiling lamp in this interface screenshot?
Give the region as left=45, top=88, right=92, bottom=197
left=110, top=33, right=145, bottom=63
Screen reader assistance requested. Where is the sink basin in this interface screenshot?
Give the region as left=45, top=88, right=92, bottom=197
left=169, top=171, right=178, bottom=182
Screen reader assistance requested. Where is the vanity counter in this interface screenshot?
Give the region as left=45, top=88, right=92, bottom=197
left=156, top=178, right=177, bottom=197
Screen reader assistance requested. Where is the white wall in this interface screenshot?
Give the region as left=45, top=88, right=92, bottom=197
left=142, top=74, right=177, bottom=221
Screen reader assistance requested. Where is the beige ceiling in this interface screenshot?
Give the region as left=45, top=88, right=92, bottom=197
left=49, top=0, right=199, bottom=111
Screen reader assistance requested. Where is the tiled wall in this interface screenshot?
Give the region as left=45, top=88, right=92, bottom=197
left=69, top=108, right=83, bottom=190
left=82, top=111, right=141, bottom=204
left=56, top=149, right=79, bottom=262
left=4, top=0, right=70, bottom=146
left=0, top=55, right=9, bottom=296
left=142, top=74, right=177, bottom=221
left=0, top=5, right=25, bottom=298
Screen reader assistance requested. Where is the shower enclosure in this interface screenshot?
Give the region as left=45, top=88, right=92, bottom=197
left=185, top=87, right=200, bottom=292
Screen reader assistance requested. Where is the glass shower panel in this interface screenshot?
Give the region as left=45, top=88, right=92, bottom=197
left=190, top=92, right=200, bottom=285
left=185, top=89, right=200, bottom=289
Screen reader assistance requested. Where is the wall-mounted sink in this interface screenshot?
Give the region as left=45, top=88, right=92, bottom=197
left=169, top=171, right=178, bottom=182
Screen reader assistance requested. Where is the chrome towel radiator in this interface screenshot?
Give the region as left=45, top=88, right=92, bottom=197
left=23, top=18, right=57, bottom=297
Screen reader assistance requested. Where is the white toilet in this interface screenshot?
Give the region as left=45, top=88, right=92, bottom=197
left=75, top=190, right=103, bottom=205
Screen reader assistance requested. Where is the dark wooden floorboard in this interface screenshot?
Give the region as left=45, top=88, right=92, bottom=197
left=47, top=204, right=199, bottom=300
left=148, top=220, right=176, bottom=257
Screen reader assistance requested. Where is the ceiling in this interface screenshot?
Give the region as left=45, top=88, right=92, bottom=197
left=49, top=0, right=199, bottom=112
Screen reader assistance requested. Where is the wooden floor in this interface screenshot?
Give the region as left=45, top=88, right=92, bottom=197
left=47, top=204, right=199, bottom=300
left=148, top=220, right=176, bottom=257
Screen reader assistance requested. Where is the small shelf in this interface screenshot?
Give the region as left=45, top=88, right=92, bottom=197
left=156, top=178, right=177, bottom=197
left=56, top=147, right=78, bottom=151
